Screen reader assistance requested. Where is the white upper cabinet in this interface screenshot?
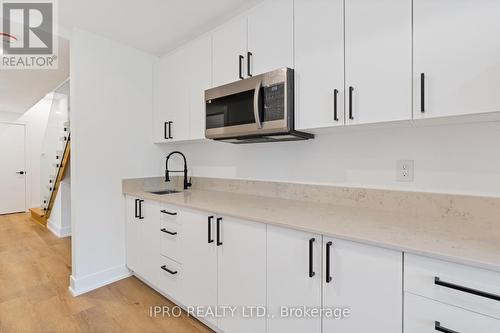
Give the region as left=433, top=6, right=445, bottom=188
left=414, top=0, right=500, bottom=119
left=345, top=0, right=412, bottom=125
left=217, top=216, right=267, bottom=333
left=295, top=0, right=345, bottom=130
left=247, top=0, right=294, bottom=76
left=212, top=17, right=248, bottom=87
left=322, top=237, right=403, bottom=332
left=186, top=35, right=212, bottom=140
left=267, top=226, right=322, bottom=333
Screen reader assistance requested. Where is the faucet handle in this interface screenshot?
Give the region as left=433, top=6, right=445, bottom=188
left=187, top=177, right=192, bottom=188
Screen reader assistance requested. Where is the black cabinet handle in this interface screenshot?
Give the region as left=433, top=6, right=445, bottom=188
left=247, top=51, right=253, bottom=77
left=309, top=238, right=315, bottom=278
left=208, top=216, right=214, bottom=243
left=434, top=277, right=500, bottom=302
left=420, top=73, right=425, bottom=113
left=138, top=200, right=144, bottom=219
left=349, top=86, right=354, bottom=120
left=160, top=228, right=177, bottom=236
left=435, top=321, right=459, bottom=333
left=168, top=121, right=173, bottom=139
left=160, top=210, right=177, bottom=216
left=16, top=171, right=25, bottom=175
left=134, top=199, right=139, bottom=218
left=161, top=265, right=178, bottom=275
left=239, top=55, right=244, bottom=80
left=216, top=217, right=223, bottom=246
left=164, top=122, right=168, bottom=139
left=326, top=241, right=333, bottom=283
left=333, top=89, right=339, bottom=121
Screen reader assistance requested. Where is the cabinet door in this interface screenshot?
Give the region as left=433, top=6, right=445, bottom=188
left=140, top=201, right=160, bottom=287
left=414, top=0, right=500, bottom=118
left=322, top=237, right=403, bottom=332
left=125, top=197, right=141, bottom=273
left=345, top=0, right=412, bottom=125
left=247, top=0, right=294, bottom=76
left=295, top=0, right=345, bottom=130
left=153, top=48, right=189, bottom=142
left=180, top=209, right=218, bottom=326
left=186, top=35, right=212, bottom=141
left=267, top=226, right=322, bottom=333
left=217, top=217, right=266, bottom=333
left=212, top=17, right=247, bottom=87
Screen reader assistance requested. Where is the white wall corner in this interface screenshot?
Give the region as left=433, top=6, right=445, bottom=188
left=69, top=265, right=131, bottom=296
left=47, top=219, right=71, bottom=238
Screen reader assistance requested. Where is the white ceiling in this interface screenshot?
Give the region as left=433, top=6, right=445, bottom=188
left=59, top=0, right=263, bottom=56
left=0, top=37, right=70, bottom=114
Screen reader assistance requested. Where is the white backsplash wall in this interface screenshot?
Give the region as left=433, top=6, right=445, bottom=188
left=158, top=121, right=500, bottom=197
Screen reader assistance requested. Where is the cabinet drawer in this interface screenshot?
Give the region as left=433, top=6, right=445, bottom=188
left=158, top=255, right=182, bottom=301
left=160, top=220, right=182, bottom=263
left=405, top=254, right=500, bottom=319
left=159, top=205, right=180, bottom=224
left=405, top=292, right=500, bottom=333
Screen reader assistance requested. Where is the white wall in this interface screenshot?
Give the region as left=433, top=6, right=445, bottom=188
left=0, top=98, right=53, bottom=208
left=70, top=29, right=160, bottom=295
left=161, top=121, right=500, bottom=198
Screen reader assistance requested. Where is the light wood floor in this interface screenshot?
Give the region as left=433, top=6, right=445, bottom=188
left=0, top=213, right=213, bottom=333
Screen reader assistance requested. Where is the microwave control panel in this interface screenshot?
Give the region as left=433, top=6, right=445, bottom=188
left=263, top=83, right=285, bottom=121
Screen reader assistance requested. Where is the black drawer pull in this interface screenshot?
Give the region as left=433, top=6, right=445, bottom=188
left=208, top=216, right=214, bottom=244
left=435, top=321, right=459, bottom=333
left=434, top=277, right=500, bottom=301
left=160, top=228, right=177, bottom=236
left=309, top=238, right=315, bottom=278
left=160, top=210, right=177, bottom=216
left=326, top=241, right=333, bottom=283
left=216, top=217, right=223, bottom=246
left=161, top=265, right=178, bottom=275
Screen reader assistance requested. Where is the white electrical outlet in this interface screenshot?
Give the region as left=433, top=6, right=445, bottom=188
left=396, top=160, right=414, bottom=182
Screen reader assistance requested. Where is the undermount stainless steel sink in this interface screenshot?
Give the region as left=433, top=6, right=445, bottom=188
left=148, top=190, right=181, bottom=195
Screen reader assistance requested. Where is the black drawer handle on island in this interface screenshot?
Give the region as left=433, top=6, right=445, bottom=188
left=208, top=216, right=214, bottom=243
left=160, top=209, right=177, bottom=216
left=326, top=241, right=333, bottom=283
left=216, top=217, right=223, bottom=246
left=435, top=321, right=459, bottom=333
left=434, top=277, right=500, bottom=301
left=309, top=238, right=315, bottom=278
left=160, top=228, right=177, bottom=236
left=161, top=265, right=178, bottom=275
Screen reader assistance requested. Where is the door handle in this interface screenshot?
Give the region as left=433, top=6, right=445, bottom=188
left=309, top=238, right=315, bottom=278
left=435, top=321, right=459, bottom=333
left=239, top=55, right=244, bottom=80
left=208, top=216, right=214, bottom=243
left=134, top=199, right=139, bottom=218
left=349, top=86, right=354, bottom=120
left=161, top=265, right=178, bottom=275
left=160, top=228, right=177, bottom=236
left=247, top=51, right=253, bottom=77
left=326, top=241, right=333, bottom=283
left=16, top=171, right=25, bottom=175
left=216, top=217, right=223, bottom=246
left=333, top=89, right=339, bottom=122
left=168, top=121, right=173, bottom=139
left=420, top=73, right=425, bottom=113
left=253, top=81, right=263, bottom=129
left=138, top=200, right=144, bottom=220
left=164, top=122, right=168, bottom=139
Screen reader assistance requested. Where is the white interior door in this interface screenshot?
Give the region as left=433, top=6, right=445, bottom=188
left=0, top=123, right=26, bottom=214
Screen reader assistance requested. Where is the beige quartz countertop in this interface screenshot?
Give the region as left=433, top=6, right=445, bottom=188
left=123, top=186, right=500, bottom=273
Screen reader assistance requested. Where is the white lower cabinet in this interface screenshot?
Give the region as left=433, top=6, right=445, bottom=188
left=217, top=216, right=267, bottom=333
left=405, top=292, right=500, bottom=333
left=267, top=226, right=323, bottom=333
left=322, top=237, right=402, bottom=332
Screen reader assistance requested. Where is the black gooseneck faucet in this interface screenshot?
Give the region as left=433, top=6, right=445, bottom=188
left=165, top=151, right=192, bottom=190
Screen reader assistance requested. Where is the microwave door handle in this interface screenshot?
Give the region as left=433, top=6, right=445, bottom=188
left=253, top=81, right=263, bottom=129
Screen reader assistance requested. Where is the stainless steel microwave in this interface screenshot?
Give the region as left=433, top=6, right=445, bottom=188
left=205, top=68, right=313, bottom=143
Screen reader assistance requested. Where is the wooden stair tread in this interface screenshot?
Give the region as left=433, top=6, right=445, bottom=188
left=29, top=207, right=47, bottom=226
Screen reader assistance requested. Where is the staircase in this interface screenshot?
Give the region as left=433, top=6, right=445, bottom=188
left=30, top=131, right=70, bottom=226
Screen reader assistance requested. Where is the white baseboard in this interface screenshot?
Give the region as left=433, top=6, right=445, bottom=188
left=47, top=220, right=72, bottom=238
left=69, top=265, right=131, bottom=296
